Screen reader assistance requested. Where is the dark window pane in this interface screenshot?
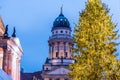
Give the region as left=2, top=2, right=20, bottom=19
left=61, top=31, right=63, bottom=33
left=65, top=52, right=67, bottom=57
left=56, top=52, right=59, bottom=57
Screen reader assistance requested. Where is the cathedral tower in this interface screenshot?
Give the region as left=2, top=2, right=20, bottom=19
left=41, top=8, right=74, bottom=80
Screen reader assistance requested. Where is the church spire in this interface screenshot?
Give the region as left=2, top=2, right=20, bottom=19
left=4, top=25, right=8, bottom=38
left=61, top=6, right=63, bottom=14
left=60, top=6, right=63, bottom=16
left=12, top=27, right=16, bottom=37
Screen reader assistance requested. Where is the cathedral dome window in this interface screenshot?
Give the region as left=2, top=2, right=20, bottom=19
left=60, top=31, right=63, bottom=33
left=56, top=31, right=58, bottom=33
left=65, top=31, right=68, bottom=33
left=46, top=68, right=48, bottom=70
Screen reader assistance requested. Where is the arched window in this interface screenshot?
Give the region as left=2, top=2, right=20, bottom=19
left=56, top=52, right=59, bottom=57
left=65, top=31, right=68, bottom=33
left=46, top=68, right=48, bottom=70
left=56, top=31, right=58, bottom=33
left=56, top=79, right=60, bottom=80
left=65, top=52, right=68, bottom=58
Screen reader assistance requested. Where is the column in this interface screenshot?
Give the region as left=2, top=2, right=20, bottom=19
left=64, top=42, right=66, bottom=58
left=49, top=44, right=51, bottom=58
left=18, top=59, right=20, bottom=80
left=70, top=43, right=73, bottom=58
left=2, top=48, right=8, bottom=73
left=57, top=42, right=60, bottom=58
left=8, top=50, right=12, bottom=75
left=0, top=48, right=3, bottom=69
left=16, top=58, right=20, bottom=80
left=52, top=43, right=54, bottom=58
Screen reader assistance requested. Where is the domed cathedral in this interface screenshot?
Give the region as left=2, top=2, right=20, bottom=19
left=41, top=7, right=75, bottom=80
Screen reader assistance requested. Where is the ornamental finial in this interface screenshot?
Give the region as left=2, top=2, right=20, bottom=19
left=4, top=25, right=9, bottom=38
left=60, top=5, right=63, bottom=16
left=61, top=5, right=63, bottom=14
left=12, top=27, right=16, bottom=37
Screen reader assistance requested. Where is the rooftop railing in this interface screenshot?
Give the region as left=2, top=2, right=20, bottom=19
left=49, top=34, right=72, bottom=39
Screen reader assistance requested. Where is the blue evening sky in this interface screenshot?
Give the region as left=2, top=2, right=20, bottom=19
left=0, top=0, right=120, bottom=72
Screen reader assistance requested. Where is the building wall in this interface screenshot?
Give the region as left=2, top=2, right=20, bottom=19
left=44, top=78, right=49, bottom=80
left=0, top=17, right=23, bottom=80
left=52, top=29, right=71, bottom=35
left=0, top=17, right=5, bottom=69
left=0, top=17, right=5, bottom=36
left=52, top=42, right=72, bottom=59
left=7, top=38, right=23, bottom=80
left=0, top=48, right=3, bottom=69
